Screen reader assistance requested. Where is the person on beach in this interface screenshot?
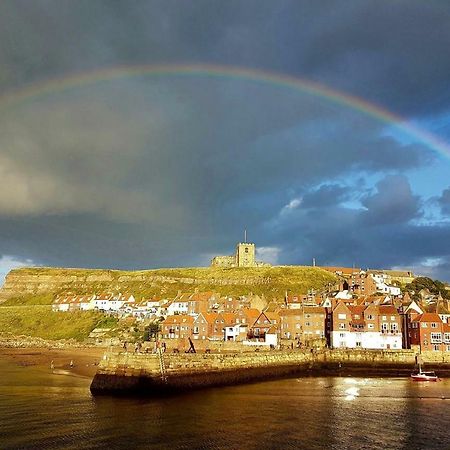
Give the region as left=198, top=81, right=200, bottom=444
left=50, top=360, right=54, bottom=370
left=70, top=360, right=74, bottom=368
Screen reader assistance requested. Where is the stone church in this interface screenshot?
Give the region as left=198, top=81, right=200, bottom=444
left=211, top=240, right=270, bottom=268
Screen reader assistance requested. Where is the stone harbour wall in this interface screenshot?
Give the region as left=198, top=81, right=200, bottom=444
left=90, top=349, right=450, bottom=396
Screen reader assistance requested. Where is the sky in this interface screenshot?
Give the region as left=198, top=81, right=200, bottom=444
left=0, top=0, right=450, bottom=281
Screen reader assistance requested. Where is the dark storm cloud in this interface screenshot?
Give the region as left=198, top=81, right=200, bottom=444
left=0, top=81, right=432, bottom=223
left=1, top=0, right=450, bottom=116
left=267, top=187, right=450, bottom=280
left=0, top=79, right=436, bottom=272
left=0, top=0, right=448, bottom=280
left=438, top=187, right=450, bottom=216
left=360, top=175, right=421, bottom=225
left=301, top=184, right=350, bottom=209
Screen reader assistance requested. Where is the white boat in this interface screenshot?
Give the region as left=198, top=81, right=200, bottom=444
left=411, top=368, right=438, bottom=382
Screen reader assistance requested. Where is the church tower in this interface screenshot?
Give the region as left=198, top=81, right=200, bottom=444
left=235, top=230, right=256, bottom=267
left=236, top=242, right=256, bottom=267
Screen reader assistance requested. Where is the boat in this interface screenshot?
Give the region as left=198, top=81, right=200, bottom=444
left=411, top=367, right=438, bottom=382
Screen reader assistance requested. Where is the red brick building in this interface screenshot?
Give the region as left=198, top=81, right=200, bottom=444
left=279, top=307, right=326, bottom=343
left=410, top=313, right=450, bottom=352
left=162, top=315, right=194, bottom=339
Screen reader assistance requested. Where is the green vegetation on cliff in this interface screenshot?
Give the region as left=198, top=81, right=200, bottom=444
left=405, top=276, right=450, bottom=300
left=2, top=294, right=54, bottom=306
left=0, top=305, right=118, bottom=341
left=1, top=266, right=338, bottom=303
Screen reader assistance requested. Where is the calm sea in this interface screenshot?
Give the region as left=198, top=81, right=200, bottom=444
left=1, top=357, right=450, bottom=450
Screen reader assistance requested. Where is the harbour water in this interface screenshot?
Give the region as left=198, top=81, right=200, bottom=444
left=1, top=356, right=450, bottom=449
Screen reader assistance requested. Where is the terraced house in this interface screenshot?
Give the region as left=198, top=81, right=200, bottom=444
left=279, top=307, right=326, bottom=343
left=409, top=313, right=450, bottom=352
left=248, top=311, right=280, bottom=340
left=162, top=315, right=194, bottom=340
left=330, top=302, right=402, bottom=349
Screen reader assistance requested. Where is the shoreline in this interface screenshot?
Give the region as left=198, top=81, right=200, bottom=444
left=0, top=346, right=106, bottom=378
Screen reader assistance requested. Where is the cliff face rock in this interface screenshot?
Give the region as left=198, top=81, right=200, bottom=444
left=0, top=266, right=337, bottom=302
left=0, top=269, right=111, bottom=300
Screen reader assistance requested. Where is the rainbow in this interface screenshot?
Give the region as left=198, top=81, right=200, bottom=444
left=0, top=63, right=448, bottom=157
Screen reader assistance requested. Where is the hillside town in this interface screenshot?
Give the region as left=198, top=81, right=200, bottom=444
left=52, top=266, right=450, bottom=354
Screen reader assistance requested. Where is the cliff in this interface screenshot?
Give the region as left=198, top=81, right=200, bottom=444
left=0, top=266, right=337, bottom=302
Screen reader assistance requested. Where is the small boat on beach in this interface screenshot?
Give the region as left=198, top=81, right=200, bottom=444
left=411, top=370, right=438, bottom=382
left=411, top=355, right=439, bottom=382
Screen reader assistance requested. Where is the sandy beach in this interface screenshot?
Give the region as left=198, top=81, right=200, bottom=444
left=0, top=346, right=107, bottom=378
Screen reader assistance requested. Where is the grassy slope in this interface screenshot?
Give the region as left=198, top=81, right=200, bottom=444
left=0, top=266, right=337, bottom=341
left=0, top=305, right=118, bottom=341
left=3, top=266, right=338, bottom=302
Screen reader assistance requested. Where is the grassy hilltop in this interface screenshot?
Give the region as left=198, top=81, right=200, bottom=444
left=0, top=266, right=337, bottom=341
left=1, top=266, right=338, bottom=304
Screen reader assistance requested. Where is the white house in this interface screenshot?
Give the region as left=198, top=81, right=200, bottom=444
left=224, top=323, right=248, bottom=341
left=77, top=295, right=96, bottom=311
left=52, top=296, right=71, bottom=312
left=369, top=273, right=401, bottom=296
left=93, top=293, right=135, bottom=312
left=166, top=300, right=189, bottom=316
left=335, top=290, right=353, bottom=300
left=331, top=303, right=402, bottom=350
left=52, top=294, right=95, bottom=312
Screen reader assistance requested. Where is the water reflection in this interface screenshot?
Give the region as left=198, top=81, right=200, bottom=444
left=1, top=357, right=450, bottom=450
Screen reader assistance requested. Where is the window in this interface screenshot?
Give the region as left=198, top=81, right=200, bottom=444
left=444, top=333, right=450, bottom=343
left=433, top=344, right=440, bottom=351
left=356, top=341, right=361, bottom=347
left=354, top=314, right=360, bottom=319
left=338, top=313, right=346, bottom=319
left=367, top=315, right=374, bottom=320
left=382, top=316, right=387, bottom=321
left=295, top=324, right=301, bottom=329
left=245, top=247, right=249, bottom=253
left=339, top=333, right=345, bottom=338
left=391, top=323, right=398, bottom=332
left=368, top=324, right=374, bottom=329
left=339, top=323, right=346, bottom=330
left=421, top=323, right=428, bottom=328
left=305, top=322, right=311, bottom=327
left=381, top=323, right=388, bottom=331
left=390, top=316, right=396, bottom=321
left=431, top=332, right=442, bottom=343
left=431, top=323, right=438, bottom=328
left=305, top=314, right=311, bottom=319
